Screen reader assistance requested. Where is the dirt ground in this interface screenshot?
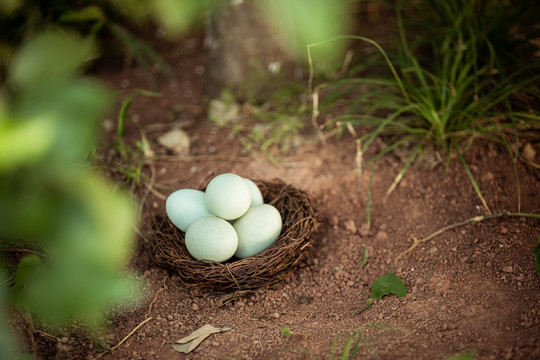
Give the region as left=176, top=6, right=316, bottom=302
left=21, top=27, right=540, bottom=360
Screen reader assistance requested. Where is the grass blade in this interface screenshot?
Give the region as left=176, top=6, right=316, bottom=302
left=386, top=141, right=421, bottom=197
left=452, top=138, right=491, bottom=213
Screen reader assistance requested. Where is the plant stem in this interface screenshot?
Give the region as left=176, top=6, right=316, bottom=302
left=398, top=211, right=540, bottom=259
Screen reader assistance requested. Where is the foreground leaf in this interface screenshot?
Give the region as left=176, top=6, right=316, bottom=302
left=371, top=272, right=407, bottom=299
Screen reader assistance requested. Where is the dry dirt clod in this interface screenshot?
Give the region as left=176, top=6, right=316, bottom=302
left=343, top=219, right=357, bottom=233
left=375, top=231, right=389, bottom=241
left=502, top=265, right=513, bottom=273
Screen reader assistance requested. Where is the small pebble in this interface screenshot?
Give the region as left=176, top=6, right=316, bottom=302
left=502, top=265, right=513, bottom=273
left=375, top=231, right=388, bottom=241
left=344, top=219, right=357, bottom=234
left=272, top=312, right=280, bottom=319
left=158, top=128, right=190, bottom=155
left=192, top=303, right=200, bottom=311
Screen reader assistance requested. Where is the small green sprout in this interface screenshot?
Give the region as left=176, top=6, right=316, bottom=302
left=356, top=272, right=407, bottom=314
left=280, top=327, right=308, bottom=339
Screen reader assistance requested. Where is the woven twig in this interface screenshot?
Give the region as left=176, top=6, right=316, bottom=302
left=149, top=180, right=318, bottom=291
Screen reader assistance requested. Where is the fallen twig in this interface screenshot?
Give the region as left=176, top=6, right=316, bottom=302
left=398, top=211, right=540, bottom=260
left=93, top=278, right=169, bottom=359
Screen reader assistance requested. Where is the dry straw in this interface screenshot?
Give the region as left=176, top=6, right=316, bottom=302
left=149, top=180, right=318, bottom=291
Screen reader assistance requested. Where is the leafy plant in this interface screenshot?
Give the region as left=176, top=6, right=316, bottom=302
left=281, top=327, right=294, bottom=337
left=356, top=272, right=407, bottom=314
left=0, top=29, right=141, bottom=359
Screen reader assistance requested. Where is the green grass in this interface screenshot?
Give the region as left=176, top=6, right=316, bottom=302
left=310, top=1, right=540, bottom=212
left=209, top=86, right=307, bottom=163
left=112, top=89, right=160, bottom=186
left=330, top=323, right=406, bottom=360
left=97, top=89, right=172, bottom=207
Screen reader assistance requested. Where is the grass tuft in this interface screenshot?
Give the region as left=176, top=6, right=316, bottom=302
left=309, top=0, right=540, bottom=210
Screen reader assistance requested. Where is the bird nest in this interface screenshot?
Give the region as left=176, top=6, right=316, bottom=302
left=149, top=179, right=319, bottom=292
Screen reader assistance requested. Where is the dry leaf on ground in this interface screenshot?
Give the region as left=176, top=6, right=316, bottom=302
left=172, top=324, right=232, bottom=354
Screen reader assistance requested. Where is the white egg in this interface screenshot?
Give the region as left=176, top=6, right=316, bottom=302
left=185, top=216, right=238, bottom=262
left=233, top=204, right=282, bottom=259
left=205, top=173, right=251, bottom=220
left=243, top=178, right=264, bottom=206
left=166, top=189, right=213, bottom=232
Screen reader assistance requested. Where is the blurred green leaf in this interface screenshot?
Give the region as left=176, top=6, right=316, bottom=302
left=14, top=254, right=44, bottom=288
left=9, top=170, right=140, bottom=327
left=0, top=113, right=55, bottom=171
left=0, top=0, right=20, bottom=14
left=13, top=79, right=110, bottom=166
left=58, top=5, right=107, bottom=23
left=261, top=0, right=351, bottom=70
left=152, top=0, right=216, bottom=34
left=12, top=29, right=93, bottom=89
left=1, top=27, right=141, bottom=335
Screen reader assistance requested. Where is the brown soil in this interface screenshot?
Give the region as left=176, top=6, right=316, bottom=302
left=18, top=28, right=540, bottom=360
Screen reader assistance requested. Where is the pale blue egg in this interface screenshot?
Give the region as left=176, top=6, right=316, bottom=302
left=233, top=204, right=282, bottom=259
left=166, top=189, right=213, bottom=232
left=243, top=178, right=264, bottom=206
left=205, top=173, right=251, bottom=220
left=185, top=216, right=238, bottom=262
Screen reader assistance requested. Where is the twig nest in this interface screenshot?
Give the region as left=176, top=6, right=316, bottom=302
left=149, top=179, right=318, bottom=291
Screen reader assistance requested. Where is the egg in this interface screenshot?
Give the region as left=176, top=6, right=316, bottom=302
left=243, top=178, right=264, bottom=206
left=166, top=189, right=213, bottom=232
left=205, top=173, right=251, bottom=220
left=185, top=216, right=238, bottom=262
left=233, top=204, right=283, bottom=259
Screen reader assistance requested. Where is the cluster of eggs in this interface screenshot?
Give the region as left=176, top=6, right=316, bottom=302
left=166, top=173, right=283, bottom=262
